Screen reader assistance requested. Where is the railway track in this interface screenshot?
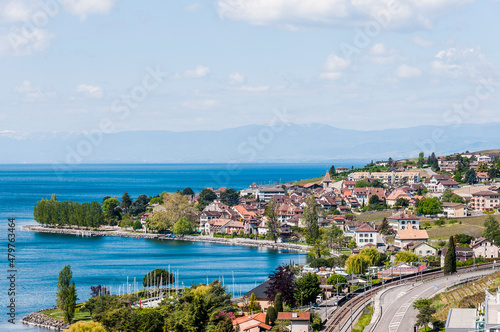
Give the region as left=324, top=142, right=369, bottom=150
left=323, top=262, right=497, bottom=332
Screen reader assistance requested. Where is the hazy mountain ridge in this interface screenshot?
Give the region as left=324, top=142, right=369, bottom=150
left=1, top=123, right=499, bottom=163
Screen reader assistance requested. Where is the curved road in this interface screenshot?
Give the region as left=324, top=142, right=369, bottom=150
left=373, top=268, right=497, bottom=332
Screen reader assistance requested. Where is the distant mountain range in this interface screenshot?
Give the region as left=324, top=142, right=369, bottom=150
left=1, top=123, right=499, bottom=164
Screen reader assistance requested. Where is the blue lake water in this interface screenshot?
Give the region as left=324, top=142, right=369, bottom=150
left=0, top=163, right=363, bottom=331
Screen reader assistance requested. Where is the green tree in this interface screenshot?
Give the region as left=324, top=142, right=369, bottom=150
left=132, top=220, right=142, bottom=231
left=418, top=197, right=442, bottom=215
left=323, top=225, right=349, bottom=253
left=394, top=197, right=409, bottom=208
left=197, top=188, right=217, bottom=211
left=294, top=273, right=321, bottom=306
left=413, top=299, right=437, bottom=332
left=57, top=265, right=78, bottom=323
left=359, top=247, right=382, bottom=266
left=348, top=240, right=357, bottom=249
left=121, top=192, right=132, bottom=209
left=220, top=188, right=240, bottom=206
left=441, top=188, right=454, bottom=202
left=274, top=293, right=283, bottom=313
left=464, top=169, right=477, bottom=185
left=265, top=197, right=280, bottom=243
left=418, top=152, right=425, bottom=168
left=149, top=193, right=198, bottom=231
left=454, top=233, right=474, bottom=245
left=303, top=195, right=319, bottom=245
left=129, top=194, right=149, bottom=216
left=345, top=254, right=369, bottom=274
left=265, top=306, right=277, bottom=325
left=395, top=250, right=419, bottom=262
left=369, top=195, right=380, bottom=206
left=378, top=218, right=390, bottom=235
left=248, top=293, right=260, bottom=312
left=182, top=187, right=195, bottom=196
left=142, top=268, right=175, bottom=287
left=444, top=236, right=456, bottom=275
left=450, top=194, right=465, bottom=204
left=173, top=216, right=194, bottom=235
left=326, top=274, right=347, bottom=292
left=329, top=165, right=336, bottom=176
left=483, top=216, right=500, bottom=243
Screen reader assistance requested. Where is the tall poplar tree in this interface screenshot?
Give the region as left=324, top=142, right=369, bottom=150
left=444, top=236, right=456, bottom=275
left=303, top=195, right=319, bottom=245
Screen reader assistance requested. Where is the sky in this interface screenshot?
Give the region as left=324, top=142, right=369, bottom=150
left=1, top=0, right=500, bottom=136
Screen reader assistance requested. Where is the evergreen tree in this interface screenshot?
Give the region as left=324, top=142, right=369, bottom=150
left=274, top=293, right=283, bottom=313
left=57, top=265, right=78, bottom=323
left=121, top=192, right=132, bottom=209
left=329, top=165, right=336, bottom=176
left=444, top=236, right=456, bottom=275
left=265, top=306, right=277, bottom=325
left=464, top=169, right=477, bottom=185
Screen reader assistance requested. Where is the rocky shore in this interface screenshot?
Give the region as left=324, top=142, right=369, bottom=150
left=22, top=225, right=311, bottom=253
left=21, top=309, right=69, bottom=331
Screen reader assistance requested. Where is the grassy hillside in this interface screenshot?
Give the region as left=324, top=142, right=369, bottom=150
left=426, top=215, right=498, bottom=240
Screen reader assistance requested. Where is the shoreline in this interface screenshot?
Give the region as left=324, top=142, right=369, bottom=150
left=20, top=309, right=69, bottom=331
left=22, top=225, right=311, bottom=253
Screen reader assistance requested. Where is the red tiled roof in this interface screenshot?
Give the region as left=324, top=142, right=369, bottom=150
left=277, top=312, right=310, bottom=321
left=354, top=223, right=377, bottom=233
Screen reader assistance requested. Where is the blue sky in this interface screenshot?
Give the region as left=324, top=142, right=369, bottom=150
left=1, top=0, right=499, bottom=136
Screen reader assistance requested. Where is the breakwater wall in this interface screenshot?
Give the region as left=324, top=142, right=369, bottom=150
left=22, top=225, right=310, bottom=253
left=21, top=309, right=69, bottom=331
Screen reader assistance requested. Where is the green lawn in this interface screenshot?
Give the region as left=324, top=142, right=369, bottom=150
left=42, top=305, right=92, bottom=322
left=426, top=215, right=497, bottom=240
left=356, top=211, right=393, bottom=222
left=293, top=176, right=324, bottom=185
left=352, top=304, right=373, bottom=332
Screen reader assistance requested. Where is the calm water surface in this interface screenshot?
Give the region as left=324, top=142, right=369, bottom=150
left=1, top=163, right=371, bottom=331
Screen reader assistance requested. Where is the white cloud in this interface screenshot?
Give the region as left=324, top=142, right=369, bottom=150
left=14, top=80, right=56, bottom=101
left=183, top=65, right=211, bottom=78
left=228, top=72, right=245, bottom=85
left=395, top=64, right=421, bottom=78
left=320, top=53, right=349, bottom=80
left=0, top=27, right=54, bottom=57
left=431, top=47, right=492, bottom=79
left=0, top=1, right=32, bottom=24
left=411, top=36, right=434, bottom=48
left=185, top=3, right=203, bottom=12
left=367, top=43, right=403, bottom=65
left=182, top=99, right=219, bottom=109
left=217, top=0, right=473, bottom=30
left=75, top=84, right=104, bottom=98
left=237, top=85, right=269, bottom=92
left=63, top=0, right=119, bottom=20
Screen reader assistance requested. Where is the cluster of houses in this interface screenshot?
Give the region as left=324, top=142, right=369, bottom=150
left=178, top=167, right=499, bottom=241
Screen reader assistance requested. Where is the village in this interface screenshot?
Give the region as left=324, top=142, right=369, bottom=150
left=136, top=151, right=500, bottom=331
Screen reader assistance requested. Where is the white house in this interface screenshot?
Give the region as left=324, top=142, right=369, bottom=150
left=354, top=223, right=377, bottom=248
left=387, top=212, right=420, bottom=230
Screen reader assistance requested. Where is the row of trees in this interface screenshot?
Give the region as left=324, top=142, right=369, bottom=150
left=34, top=195, right=105, bottom=228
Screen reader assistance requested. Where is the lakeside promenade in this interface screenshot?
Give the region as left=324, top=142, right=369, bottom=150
left=22, top=225, right=311, bottom=253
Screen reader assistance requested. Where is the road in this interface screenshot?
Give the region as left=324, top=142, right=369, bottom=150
left=373, top=268, right=497, bottom=332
